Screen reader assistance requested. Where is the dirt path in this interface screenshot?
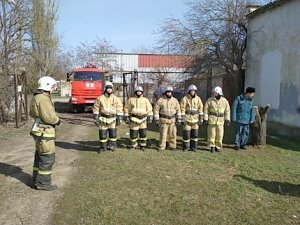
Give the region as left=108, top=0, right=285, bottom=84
left=0, top=111, right=95, bottom=225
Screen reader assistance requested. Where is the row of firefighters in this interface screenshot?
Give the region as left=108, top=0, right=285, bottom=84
left=93, top=82, right=231, bottom=153
left=29, top=76, right=255, bottom=191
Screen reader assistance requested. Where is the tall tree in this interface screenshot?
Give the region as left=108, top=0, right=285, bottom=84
left=28, top=0, right=58, bottom=78
left=157, top=0, right=259, bottom=102
left=0, top=0, right=31, bottom=122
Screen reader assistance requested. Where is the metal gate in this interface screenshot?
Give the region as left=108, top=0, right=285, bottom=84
left=14, top=70, right=28, bottom=127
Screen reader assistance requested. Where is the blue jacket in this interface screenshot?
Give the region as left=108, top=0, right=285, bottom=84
left=232, top=94, right=255, bottom=124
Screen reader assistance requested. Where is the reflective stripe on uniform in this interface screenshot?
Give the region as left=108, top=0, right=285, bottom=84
left=99, top=138, right=108, bottom=143
left=130, top=138, right=138, bottom=142
left=191, top=138, right=198, bottom=141
left=108, top=138, right=117, bottom=142
left=186, top=118, right=198, bottom=124
left=99, top=116, right=116, bottom=124
left=130, top=117, right=147, bottom=124
left=138, top=137, right=147, bottom=141
left=30, top=131, right=55, bottom=138
left=38, top=170, right=52, bottom=175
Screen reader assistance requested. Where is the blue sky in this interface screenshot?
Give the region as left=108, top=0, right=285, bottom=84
left=56, top=0, right=271, bottom=53
left=56, top=0, right=187, bottom=52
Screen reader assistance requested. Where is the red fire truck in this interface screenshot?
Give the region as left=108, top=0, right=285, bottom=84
left=67, top=64, right=107, bottom=112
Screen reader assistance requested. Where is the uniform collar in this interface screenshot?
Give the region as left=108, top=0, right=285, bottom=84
left=187, top=94, right=196, bottom=99
left=104, top=92, right=113, bottom=98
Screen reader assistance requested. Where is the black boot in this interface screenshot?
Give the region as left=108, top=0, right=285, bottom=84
left=35, top=184, right=58, bottom=191
left=211, top=147, right=216, bottom=153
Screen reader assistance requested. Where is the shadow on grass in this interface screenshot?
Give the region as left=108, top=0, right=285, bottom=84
left=0, top=162, right=32, bottom=187
left=266, top=134, right=300, bottom=152
left=59, top=115, right=95, bottom=127
left=56, top=141, right=99, bottom=152
left=235, top=175, right=300, bottom=197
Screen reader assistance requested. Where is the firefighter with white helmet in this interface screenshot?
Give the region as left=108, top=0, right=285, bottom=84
left=124, top=85, right=153, bottom=150
left=153, top=86, right=182, bottom=151
left=29, top=76, right=61, bottom=191
left=203, top=86, right=230, bottom=153
left=180, top=84, right=204, bottom=151
left=93, top=81, right=123, bottom=153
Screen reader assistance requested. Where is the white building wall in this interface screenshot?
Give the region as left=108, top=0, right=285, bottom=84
left=109, top=54, right=139, bottom=72
left=246, top=0, right=300, bottom=128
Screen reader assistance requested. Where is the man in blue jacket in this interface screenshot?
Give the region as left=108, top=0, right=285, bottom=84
left=232, top=87, right=256, bottom=150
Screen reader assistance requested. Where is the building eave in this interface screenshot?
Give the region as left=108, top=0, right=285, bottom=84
left=247, top=0, right=295, bottom=19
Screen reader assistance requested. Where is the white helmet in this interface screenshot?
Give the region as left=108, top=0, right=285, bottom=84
left=212, top=86, right=223, bottom=96
left=188, top=84, right=197, bottom=92
left=37, top=76, right=57, bottom=92
left=165, top=86, right=173, bottom=93
left=134, top=86, right=143, bottom=93
left=105, top=81, right=113, bottom=89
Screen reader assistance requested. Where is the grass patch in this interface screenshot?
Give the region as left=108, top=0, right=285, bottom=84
left=53, top=123, right=300, bottom=225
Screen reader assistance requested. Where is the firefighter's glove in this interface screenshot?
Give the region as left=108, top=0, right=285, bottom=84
left=147, top=115, right=153, bottom=124
left=181, top=115, right=186, bottom=125
left=95, top=117, right=100, bottom=126
left=155, top=119, right=161, bottom=127
left=176, top=117, right=182, bottom=126
left=116, top=115, right=122, bottom=126
left=124, top=116, right=130, bottom=124
left=198, top=114, right=204, bottom=125
left=225, top=120, right=231, bottom=126
left=198, top=118, right=204, bottom=125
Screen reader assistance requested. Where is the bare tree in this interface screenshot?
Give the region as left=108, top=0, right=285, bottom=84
left=157, top=0, right=259, bottom=102
left=75, top=37, right=117, bottom=69
left=27, top=0, right=58, bottom=78
left=0, top=0, right=31, bottom=122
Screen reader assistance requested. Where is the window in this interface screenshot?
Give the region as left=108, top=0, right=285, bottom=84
left=73, top=72, right=104, bottom=81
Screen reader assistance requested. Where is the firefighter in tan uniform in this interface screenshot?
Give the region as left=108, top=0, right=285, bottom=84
left=29, top=76, right=61, bottom=191
left=124, top=86, right=153, bottom=150
left=154, top=86, right=182, bottom=151
left=180, top=84, right=204, bottom=152
left=204, top=86, right=230, bottom=153
left=93, top=82, right=123, bottom=153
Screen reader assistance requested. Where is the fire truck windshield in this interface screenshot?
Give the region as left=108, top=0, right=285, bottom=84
left=73, top=72, right=104, bottom=81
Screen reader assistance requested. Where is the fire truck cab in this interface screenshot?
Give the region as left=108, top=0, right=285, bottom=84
left=67, top=64, right=107, bottom=112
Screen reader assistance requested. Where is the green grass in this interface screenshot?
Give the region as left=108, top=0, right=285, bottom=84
left=53, top=123, right=300, bottom=225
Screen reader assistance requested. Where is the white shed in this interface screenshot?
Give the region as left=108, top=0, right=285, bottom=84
left=245, top=0, right=300, bottom=134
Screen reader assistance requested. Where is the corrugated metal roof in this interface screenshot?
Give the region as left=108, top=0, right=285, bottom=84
left=109, top=54, right=138, bottom=71
left=138, top=54, right=194, bottom=68
left=247, top=0, right=295, bottom=19
left=105, top=53, right=194, bottom=72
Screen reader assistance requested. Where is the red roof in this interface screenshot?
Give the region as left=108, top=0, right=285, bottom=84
left=138, top=54, right=194, bottom=68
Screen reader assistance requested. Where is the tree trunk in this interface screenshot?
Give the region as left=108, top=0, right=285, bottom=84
left=250, top=104, right=271, bottom=147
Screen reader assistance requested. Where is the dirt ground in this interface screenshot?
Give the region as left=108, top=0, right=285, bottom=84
left=0, top=100, right=94, bottom=225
